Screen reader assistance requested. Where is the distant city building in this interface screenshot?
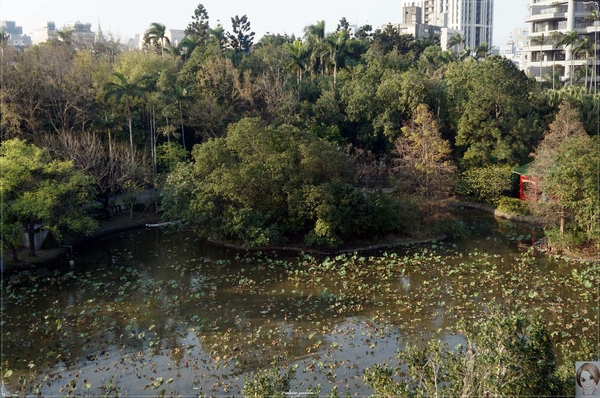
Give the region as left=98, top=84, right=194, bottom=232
left=523, top=0, right=599, bottom=88
left=32, top=21, right=57, bottom=45
left=31, top=20, right=96, bottom=47
left=498, top=28, right=529, bottom=67
left=393, top=3, right=464, bottom=51
left=63, top=21, right=95, bottom=47
left=1, top=20, right=32, bottom=47
left=408, top=0, right=494, bottom=49
left=385, top=4, right=443, bottom=39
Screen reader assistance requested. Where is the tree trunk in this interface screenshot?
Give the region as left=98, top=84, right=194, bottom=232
left=179, top=101, right=186, bottom=149
left=101, top=194, right=111, bottom=219
left=26, top=222, right=36, bottom=257
left=559, top=207, right=565, bottom=236
left=126, top=99, right=135, bottom=164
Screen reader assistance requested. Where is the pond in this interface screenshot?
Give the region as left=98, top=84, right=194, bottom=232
left=2, top=210, right=598, bottom=396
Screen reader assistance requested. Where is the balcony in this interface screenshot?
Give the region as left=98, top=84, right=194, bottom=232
left=525, top=12, right=566, bottom=23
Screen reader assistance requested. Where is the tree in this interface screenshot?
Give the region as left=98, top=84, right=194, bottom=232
left=164, top=82, right=194, bottom=149
left=530, top=101, right=588, bottom=236
left=42, top=131, right=149, bottom=218
left=573, top=37, right=594, bottom=92
left=303, top=21, right=326, bottom=78
left=531, top=33, right=546, bottom=81
left=226, top=15, right=255, bottom=55
left=448, top=56, right=539, bottom=168
left=545, top=135, right=599, bottom=247
left=336, top=17, right=351, bottom=34
left=366, top=309, right=561, bottom=396
left=286, top=39, right=307, bottom=84
left=103, top=72, right=151, bottom=163
left=549, top=31, right=564, bottom=89
left=185, top=3, right=210, bottom=46
left=473, top=42, right=492, bottom=61
left=0, top=28, right=10, bottom=45
left=393, top=104, right=456, bottom=203
left=143, top=22, right=171, bottom=56
left=558, top=31, right=579, bottom=85
left=446, top=33, right=465, bottom=58
left=325, top=30, right=349, bottom=86
left=0, top=139, right=97, bottom=257
left=161, top=118, right=404, bottom=248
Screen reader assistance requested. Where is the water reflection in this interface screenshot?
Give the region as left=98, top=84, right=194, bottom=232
left=2, top=210, right=596, bottom=396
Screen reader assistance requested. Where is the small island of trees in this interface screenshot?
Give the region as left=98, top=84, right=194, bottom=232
left=1, top=4, right=598, bottom=258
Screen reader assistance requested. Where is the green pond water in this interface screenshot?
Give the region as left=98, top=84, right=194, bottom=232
left=1, top=210, right=598, bottom=396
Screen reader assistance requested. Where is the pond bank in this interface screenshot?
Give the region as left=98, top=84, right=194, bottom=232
left=2, top=212, right=161, bottom=272
left=207, top=234, right=448, bottom=256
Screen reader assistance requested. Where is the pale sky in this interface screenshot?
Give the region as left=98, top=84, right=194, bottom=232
left=0, top=0, right=529, bottom=47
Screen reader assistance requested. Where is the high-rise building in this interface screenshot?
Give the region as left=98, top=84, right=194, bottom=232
left=418, top=0, right=494, bottom=49
left=32, top=21, right=57, bottom=45
left=523, top=0, right=599, bottom=88
left=0, top=20, right=32, bottom=47
left=392, top=3, right=463, bottom=46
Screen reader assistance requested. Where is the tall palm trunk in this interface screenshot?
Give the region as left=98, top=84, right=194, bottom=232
left=126, top=98, right=135, bottom=164
left=179, top=101, right=186, bottom=149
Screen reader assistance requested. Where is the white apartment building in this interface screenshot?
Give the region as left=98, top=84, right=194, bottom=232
left=415, top=0, right=494, bottom=49
left=32, top=21, right=57, bottom=45
left=397, top=2, right=465, bottom=50
left=524, top=0, right=599, bottom=88
left=0, top=21, right=32, bottom=48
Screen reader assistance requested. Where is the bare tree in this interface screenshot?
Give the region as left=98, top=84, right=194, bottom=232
left=42, top=131, right=150, bottom=217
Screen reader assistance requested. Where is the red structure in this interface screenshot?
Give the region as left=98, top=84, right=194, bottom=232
left=514, top=163, right=539, bottom=202
left=519, top=175, right=538, bottom=202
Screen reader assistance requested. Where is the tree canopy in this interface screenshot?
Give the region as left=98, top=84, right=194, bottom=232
left=0, top=139, right=97, bottom=257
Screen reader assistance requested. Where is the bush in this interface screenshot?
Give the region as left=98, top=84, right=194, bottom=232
left=545, top=227, right=589, bottom=251
left=242, top=361, right=297, bottom=398
left=364, top=308, right=565, bottom=397
left=461, top=164, right=513, bottom=205
left=497, top=196, right=531, bottom=215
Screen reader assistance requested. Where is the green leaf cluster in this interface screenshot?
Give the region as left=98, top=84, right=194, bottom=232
left=365, top=309, right=566, bottom=397
left=161, top=117, right=406, bottom=247
left=0, top=139, right=97, bottom=257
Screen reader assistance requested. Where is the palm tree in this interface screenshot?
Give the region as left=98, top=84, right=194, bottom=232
left=446, top=33, right=464, bottom=60
left=325, top=30, right=349, bottom=86
left=531, top=33, right=546, bottom=82
left=286, top=39, right=307, bottom=84
left=143, top=22, right=171, bottom=56
left=573, top=37, right=594, bottom=92
left=549, top=31, right=564, bottom=89
left=584, top=8, right=599, bottom=94
left=56, top=29, right=74, bottom=46
left=165, top=82, right=193, bottom=149
left=304, top=21, right=326, bottom=78
left=0, top=28, right=10, bottom=45
left=473, top=42, right=491, bottom=61
left=558, top=31, right=579, bottom=85
left=103, top=72, right=151, bottom=163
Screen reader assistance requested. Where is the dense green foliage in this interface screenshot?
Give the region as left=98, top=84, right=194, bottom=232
left=161, top=118, right=408, bottom=247
left=0, top=139, right=97, bottom=257
left=363, top=310, right=568, bottom=396
left=0, top=2, right=598, bottom=251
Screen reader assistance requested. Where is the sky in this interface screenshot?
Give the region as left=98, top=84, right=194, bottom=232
left=0, top=0, right=530, bottom=47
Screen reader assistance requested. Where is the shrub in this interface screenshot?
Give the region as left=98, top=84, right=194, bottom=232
left=497, top=196, right=531, bottom=215
left=461, top=164, right=513, bottom=205
left=364, top=309, right=564, bottom=396
left=242, top=361, right=296, bottom=398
